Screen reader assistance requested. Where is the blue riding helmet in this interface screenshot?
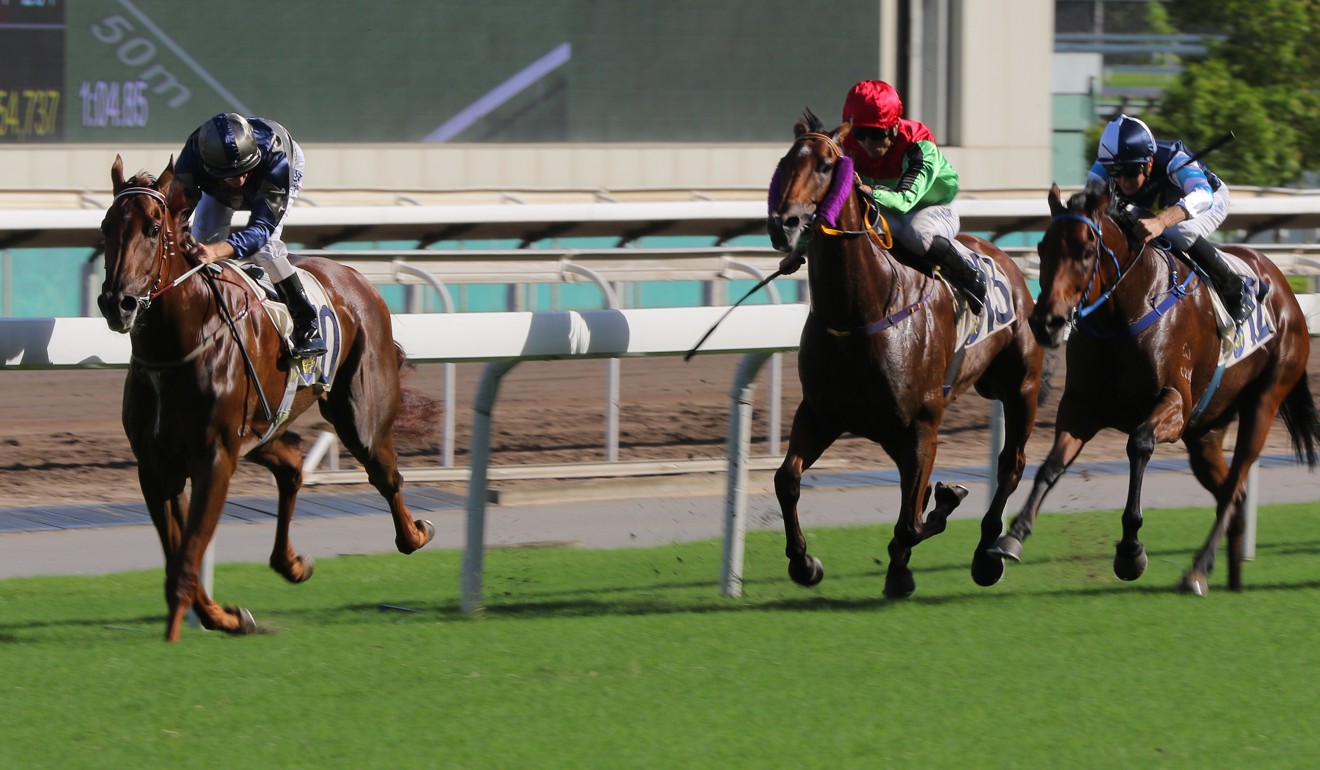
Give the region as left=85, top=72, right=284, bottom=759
left=198, top=113, right=262, bottom=179
left=1097, top=114, right=1156, bottom=168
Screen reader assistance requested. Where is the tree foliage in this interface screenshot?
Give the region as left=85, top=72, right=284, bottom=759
left=1147, top=0, right=1320, bottom=186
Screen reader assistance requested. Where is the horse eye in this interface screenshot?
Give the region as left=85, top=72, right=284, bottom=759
left=817, top=159, right=833, bottom=174
left=147, top=223, right=161, bottom=238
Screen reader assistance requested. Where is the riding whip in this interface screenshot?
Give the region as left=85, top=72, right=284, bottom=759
left=1171, top=130, right=1236, bottom=173
left=683, top=269, right=784, bottom=362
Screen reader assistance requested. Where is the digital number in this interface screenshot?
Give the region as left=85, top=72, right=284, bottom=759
left=90, top=14, right=191, bottom=108
left=78, top=81, right=150, bottom=128
left=0, top=89, right=60, bottom=139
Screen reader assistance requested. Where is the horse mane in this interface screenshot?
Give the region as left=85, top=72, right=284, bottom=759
left=1068, top=179, right=1140, bottom=237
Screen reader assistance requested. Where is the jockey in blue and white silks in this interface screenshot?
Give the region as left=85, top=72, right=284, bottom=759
left=171, top=113, right=325, bottom=358
left=1089, top=114, right=1253, bottom=325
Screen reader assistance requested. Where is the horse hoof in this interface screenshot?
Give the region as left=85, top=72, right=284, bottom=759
left=934, top=482, right=970, bottom=508
left=398, top=520, right=435, bottom=555
left=296, top=555, right=315, bottom=583
left=971, top=552, right=1006, bottom=587
left=231, top=607, right=258, bottom=635
left=989, top=535, right=1024, bottom=562
left=788, top=555, right=824, bottom=587
left=1178, top=572, right=1208, bottom=597
left=1113, top=544, right=1148, bottom=581
left=884, top=571, right=915, bottom=599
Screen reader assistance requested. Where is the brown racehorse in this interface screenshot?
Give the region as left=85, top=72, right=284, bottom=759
left=992, top=182, right=1318, bottom=594
left=97, top=156, right=435, bottom=641
left=767, top=111, right=1044, bottom=597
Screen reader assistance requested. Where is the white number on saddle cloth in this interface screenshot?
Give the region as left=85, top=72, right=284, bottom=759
left=290, top=270, right=342, bottom=389
left=1225, top=296, right=1274, bottom=368
left=956, top=255, right=1016, bottom=351
left=222, top=263, right=342, bottom=389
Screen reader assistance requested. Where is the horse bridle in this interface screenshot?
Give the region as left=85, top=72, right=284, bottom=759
left=1051, top=211, right=1194, bottom=333
left=111, top=185, right=201, bottom=312
left=768, top=132, right=892, bottom=250
left=113, top=185, right=275, bottom=425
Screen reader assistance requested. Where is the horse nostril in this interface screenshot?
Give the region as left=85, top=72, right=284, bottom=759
left=118, top=296, right=137, bottom=313
left=784, top=216, right=800, bottom=231
left=1045, top=316, right=1065, bottom=332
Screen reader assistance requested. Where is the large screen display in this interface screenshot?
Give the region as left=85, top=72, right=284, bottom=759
left=3, top=0, right=879, bottom=144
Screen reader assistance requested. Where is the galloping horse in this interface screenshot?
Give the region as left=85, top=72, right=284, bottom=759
left=98, top=157, right=435, bottom=641
left=767, top=112, right=1044, bottom=597
left=993, top=182, right=1318, bottom=594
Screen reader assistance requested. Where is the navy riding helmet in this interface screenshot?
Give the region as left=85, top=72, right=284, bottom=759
left=1097, top=114, right=1156, bottom=167
left=198, top=113, right=262, bottom=179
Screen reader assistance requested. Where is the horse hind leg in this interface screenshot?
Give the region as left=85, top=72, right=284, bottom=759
left=247, top=430, right=316, bottom=583
left=320, top=370, right=434, bottom=555
left=1183, top=392, right=1283, bottom=595
left=992, top=425, right=1088, bottom=563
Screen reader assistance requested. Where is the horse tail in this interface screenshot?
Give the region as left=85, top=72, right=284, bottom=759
left=391, top=342, right=443, bottom=442
left=1278, top=374, right=1320, bottom=469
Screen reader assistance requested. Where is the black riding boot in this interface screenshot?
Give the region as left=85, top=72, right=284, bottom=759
left=275, top=273, right=328, bottom=358
left=926, top=235, right=987, bottom=314
left=1186, top=236, right=1252, bottom=325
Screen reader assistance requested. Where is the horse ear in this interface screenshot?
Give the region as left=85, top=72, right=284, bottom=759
left=793, top=119, right=809, bottom=138
left=160, top=156, right=189, bottom=215
left=111, top=155, right=126, bottom=190
left=836, top=121, right=853, bottom=144
left=1047, top=183, right=1065, bottom=216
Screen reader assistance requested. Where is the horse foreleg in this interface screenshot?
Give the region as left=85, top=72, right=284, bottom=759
left=972, top=391, right=1036, bottom=587
left=884, top=421, right=940, bottom=599
left=248, top=432, right=315, bottom=583
left=774, top=402, right=837, bottom=587
left=991, top=426, right=1088, bottom=563
left=165, top=453, right=252, bottom=642
left=1115, top=387, right=1189, bottom=582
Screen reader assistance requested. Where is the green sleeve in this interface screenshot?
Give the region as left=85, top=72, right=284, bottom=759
left=867, top=140, right=959, bottom=214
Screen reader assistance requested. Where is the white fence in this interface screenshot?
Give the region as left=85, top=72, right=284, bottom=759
left=5, top=295, right=1320, bottom=610
left=0, top=306, right=805, bottom=610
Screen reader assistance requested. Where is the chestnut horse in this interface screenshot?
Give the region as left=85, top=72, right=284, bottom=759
left=767, top=112, right=1044, bottom=597
left=993, top=182, right=1318, bottom=594
left=98, top=157, right=435, bottom=641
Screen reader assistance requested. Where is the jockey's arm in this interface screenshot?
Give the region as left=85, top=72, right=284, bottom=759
left=191, top=239, right=236, bottom=264
left=1133, top=204, right=1189, bottom=242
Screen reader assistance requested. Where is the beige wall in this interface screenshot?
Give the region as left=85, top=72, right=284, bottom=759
left=945, top=0, right=1055, bottom=191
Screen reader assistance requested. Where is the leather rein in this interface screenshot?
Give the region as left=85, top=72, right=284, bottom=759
left=111, top=185, right=275, bottom=424
left=790, top=132, right=928, bottom=338
left=1052, top=212, right=1196, bottom=338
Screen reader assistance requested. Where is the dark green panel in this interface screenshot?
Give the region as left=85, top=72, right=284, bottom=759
left=55, top=0, right=877, bottom=144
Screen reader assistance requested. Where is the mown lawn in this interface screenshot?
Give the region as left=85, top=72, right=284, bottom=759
left=2, top=504, right=1319, bottom=769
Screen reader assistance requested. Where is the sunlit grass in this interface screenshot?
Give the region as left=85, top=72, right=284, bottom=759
left=2, top=504, right=1319, bottom=768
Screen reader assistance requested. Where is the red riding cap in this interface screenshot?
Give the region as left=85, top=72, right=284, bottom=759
left=843, top=80, right=903, bottom=129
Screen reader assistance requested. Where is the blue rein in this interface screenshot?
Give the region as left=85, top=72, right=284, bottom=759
left=1052, top=212, right=1198, bottom=338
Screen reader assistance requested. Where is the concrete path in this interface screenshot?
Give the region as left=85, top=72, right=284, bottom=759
left=1, top=455, right=1316, bottom=579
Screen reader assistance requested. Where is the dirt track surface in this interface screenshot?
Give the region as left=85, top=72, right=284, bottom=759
left=3, top=341, right=1318, bottom=509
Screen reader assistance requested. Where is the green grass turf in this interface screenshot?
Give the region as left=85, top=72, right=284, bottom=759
left=2, top=503, right=1319, bottom=769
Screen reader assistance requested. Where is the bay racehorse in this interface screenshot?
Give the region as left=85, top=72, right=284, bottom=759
left=767, top=111, right=1044, bottom=597
left=993, top=182, right=1318, bottom=594
left=98, top=156, right=435, bottom=641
